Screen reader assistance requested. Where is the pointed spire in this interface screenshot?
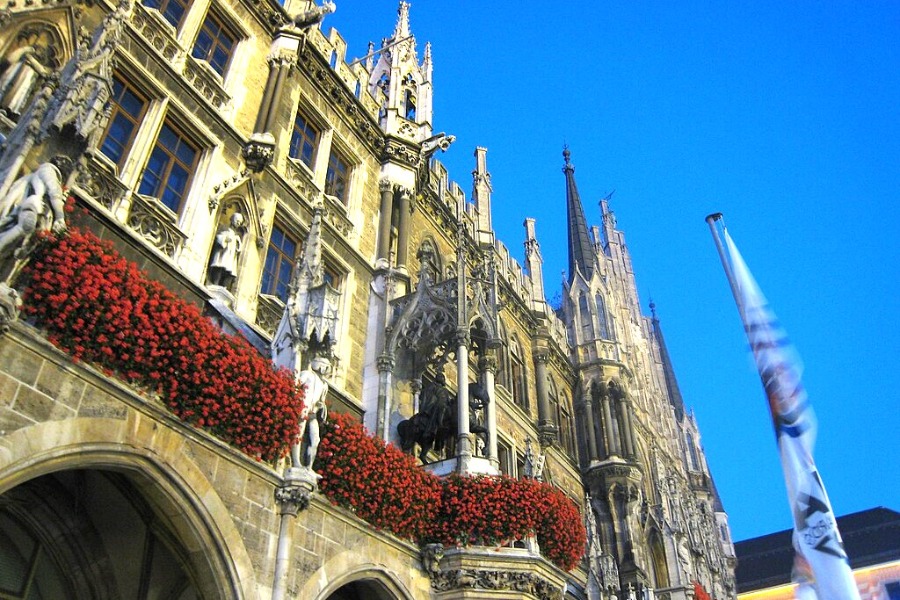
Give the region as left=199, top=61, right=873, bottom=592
left=393, top=1, right=411, bottom=39
left=563, top=147, right=595, bottom=283
left=650, top=300, right=686, bottom=421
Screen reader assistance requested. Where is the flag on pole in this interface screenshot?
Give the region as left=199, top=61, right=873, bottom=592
left=707, top=215, right=860, bottom=600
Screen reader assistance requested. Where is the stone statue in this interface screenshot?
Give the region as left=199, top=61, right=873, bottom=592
left=0, top=156, right=73, bottom=277
left=207, top=212, right=244, bottom=290
left=397, top=372, right=453, bottom=463
left=292, top=357, right=330, bottom=472
left=292, top=1, right=336, bottom=29
left=0, top=45, right=51, bottom=117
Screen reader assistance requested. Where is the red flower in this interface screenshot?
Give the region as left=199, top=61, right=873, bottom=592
left=20, top=228, right=305, bottom=463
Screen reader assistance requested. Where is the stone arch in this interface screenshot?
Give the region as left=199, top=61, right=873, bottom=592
left=0, top=416, right=260, bottom=598
left=0, top=18, right=67, bottom=116
left=647, top=528, right=670, bottom=589
left=302, top=556, right=416, bottom=600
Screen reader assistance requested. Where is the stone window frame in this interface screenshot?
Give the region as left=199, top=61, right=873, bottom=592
left=289, top=107, right=321, bottom=170
left=260, top=219, right=300, bottom=302
left=190, top=5, right=239, bottom=78
left=141, top=0, right=190, bottom=31
left=324, top=143, right=353, bottom=206
left=509, top=334, right=529, bottom=413
left=100, top=75, right=151, bottom=172
left=136, top=119, right=201, bottom=215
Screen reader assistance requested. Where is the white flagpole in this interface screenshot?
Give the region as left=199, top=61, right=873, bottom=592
left=706, top=213, right=860, bottom=600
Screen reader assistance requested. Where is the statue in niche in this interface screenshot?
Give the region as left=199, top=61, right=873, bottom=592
left=207, top=212, right=245, bottom=290
left=292, top=356, right=330, bottom=472
left=398, top=372, right=454, bottom=463
left=467, top=381, right=490, bottom=455
left=0, top=44, right=52, bottom=117
left=0, top=156, right=73, bottom=277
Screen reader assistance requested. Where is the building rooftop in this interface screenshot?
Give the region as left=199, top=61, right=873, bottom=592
left=735, top=507, right=900, bottom=593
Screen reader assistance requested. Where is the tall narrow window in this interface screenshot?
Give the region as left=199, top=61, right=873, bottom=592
left=138, top=122, right=199, bottom=214
left=261, top=224, right=297, bottom=301
left=142, top=0, right=189, bottom=29
left=100, top=76, right=147, bottom=168
left=510, top=335, right=528, bottom=412
left=686, top=432, right=699, bottom=471
left=579, top=293, right=594, bottom=341
left=192, top=10, right=237, bottom=77
left=559, top=393, right=575, bottom=456
left=404, top=89, right=416, bottom=120
left=324, top=148, right=351, bottom=204
left=595, top=293, right=611, bottom=339
left=289, top=110, right=318, bottom=168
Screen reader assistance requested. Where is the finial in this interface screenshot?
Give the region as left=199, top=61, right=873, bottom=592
left=563, top=145, right=571, bottom=164
left=649, top=297, right=657, bottom=319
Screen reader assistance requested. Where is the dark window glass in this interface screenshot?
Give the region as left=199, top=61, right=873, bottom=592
left=261, top=225, right=297, bottom=301
left=289, top=111, right=318, bottom=168
left=137, top=122, right=198, bottom=213
left=100, top=77, right=147, bottom=167
left=143, top=0, right=188, bottom=29
left=192, top=12, right=236, bottom=77
left=324, top=149, right=350, bottom=203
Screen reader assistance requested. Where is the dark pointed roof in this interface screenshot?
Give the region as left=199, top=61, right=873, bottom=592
left=563, top=147, right=595, bottom=283
left=650, top=301, right=686, bottom=422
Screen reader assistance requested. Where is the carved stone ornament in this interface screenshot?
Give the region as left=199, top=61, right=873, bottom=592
left=430, top=568, right=562, bottom=600
left=274, top=480, right=311, bottom=517
left=420, top=543, right=444, bottom=575
left=242, top=132, right=276, bottom=173
left=0, top=283, right=21, bottom=333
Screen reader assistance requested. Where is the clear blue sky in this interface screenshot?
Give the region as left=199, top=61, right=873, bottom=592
left=326, top=1, right=900, bottom=542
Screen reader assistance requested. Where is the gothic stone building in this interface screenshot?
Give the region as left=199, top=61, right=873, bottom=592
left=0, top=1, right=736, bottom=598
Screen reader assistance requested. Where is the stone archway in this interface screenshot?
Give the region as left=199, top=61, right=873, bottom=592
left=317, top=567, right=414, bottom=600
left=0, top=468, right=202, bottom=599
left=324, top=579, right=399, bottom=600
left=0, top=417, right=261, bottom=599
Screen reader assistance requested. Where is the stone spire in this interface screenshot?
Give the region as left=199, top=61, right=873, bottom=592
left=650, top=301, right=686, bottom=422
left=563, top=147, right=595, bottom=283
left=393, top=1, right=411, bottom=39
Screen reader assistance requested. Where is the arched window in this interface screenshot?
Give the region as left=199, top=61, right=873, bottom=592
left=578, top=292, right=594, bottom=341
left=497, top=320, right=510, bottom=389
left=686, top=432, right=699, bottom=471
left=404, top=89, right=416, bottom=120
left=595, top=293, right=611, bottom=339
left=509, top=335, right=528, bottom=411
left=559, top=391, right=575, bottom=457
left=548, top=377, right=560, bottom=443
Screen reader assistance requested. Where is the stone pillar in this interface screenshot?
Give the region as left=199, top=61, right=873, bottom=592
left=254, top=61, right=280, bottom=133
left=584, top=392, right=599, bottom=461
left=455, top=330, right=472, bottom=471
left=376, top=354, right=395, bottom=441
left=396, top=187, right=412, bottom=268
left=622, top=400, right=637, bottom=459
left=534, top=350, right=555, bottom=446
left=602, top=393, right=620, bottom=457
left=377, top=179, right=394, bottom=263
left=271, top=472, right=314, bottom=600
left=479, top=353, right=499, bottom=466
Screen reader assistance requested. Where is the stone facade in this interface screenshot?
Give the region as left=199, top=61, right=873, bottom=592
left=0, top=1, right=735, bottom=599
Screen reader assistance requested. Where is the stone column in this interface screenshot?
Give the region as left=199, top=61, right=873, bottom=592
left=376, top=354, right=395, bottom=441
left=376, top=179, right=394, bottom=263
left=602, top=393, right=620, bottom=457
left=254, top=61, right=280, bottom=133
left=534, top=350, right=554, bottom=446
left=396, top=187, right=412, bottom=268
left=622, top=400, right=637, bottom=459
left=455, top=330, right=472, bottom=471
left=479, top=353, right=499, bottom=466
left=584, top=395, right=599, bottom=461
left=271, top=474, right=314, bottom=600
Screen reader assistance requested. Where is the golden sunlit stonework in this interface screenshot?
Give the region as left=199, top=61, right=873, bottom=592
left=0, top=1, right=736, bottom=598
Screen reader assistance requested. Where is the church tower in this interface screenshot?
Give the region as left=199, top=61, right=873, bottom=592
left=561, top=148, right=736, bottom=599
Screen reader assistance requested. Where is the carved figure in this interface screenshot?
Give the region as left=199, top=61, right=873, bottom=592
left=0, top=157, right=73, bottom=276
left=207, top=212, right=244, bottom=289
left=467, top=381, right=490, bottom=453
left=292, top=1, right=336, bottom=29
left=292, top=357, right=330, bottom=471
left=398, top=372, right=453, bottom=463
left=0, top=45, right=51, bottom=116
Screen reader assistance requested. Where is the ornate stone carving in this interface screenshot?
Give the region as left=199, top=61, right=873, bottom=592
left=0, top=283, right=21, bottom=333
left=274, top=476, right=313, bottom=516
left=74, top=154, right=129, bottom=212
left=430, top=568, right=561, bottom=600
left=255, top=293, right=284, bottom=338
left=382, top=136, right=419, bottom=168
left=420, top=543, right=444, bottom=575
left=131, top=2, right=182, bottom=63
left=291, top=1, right=335, bottom=30
left=182, top=55, right=230, bottom=111
left=242, top=132, right=275, bottom=173
left=127, top=194, right=187, bottom=258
